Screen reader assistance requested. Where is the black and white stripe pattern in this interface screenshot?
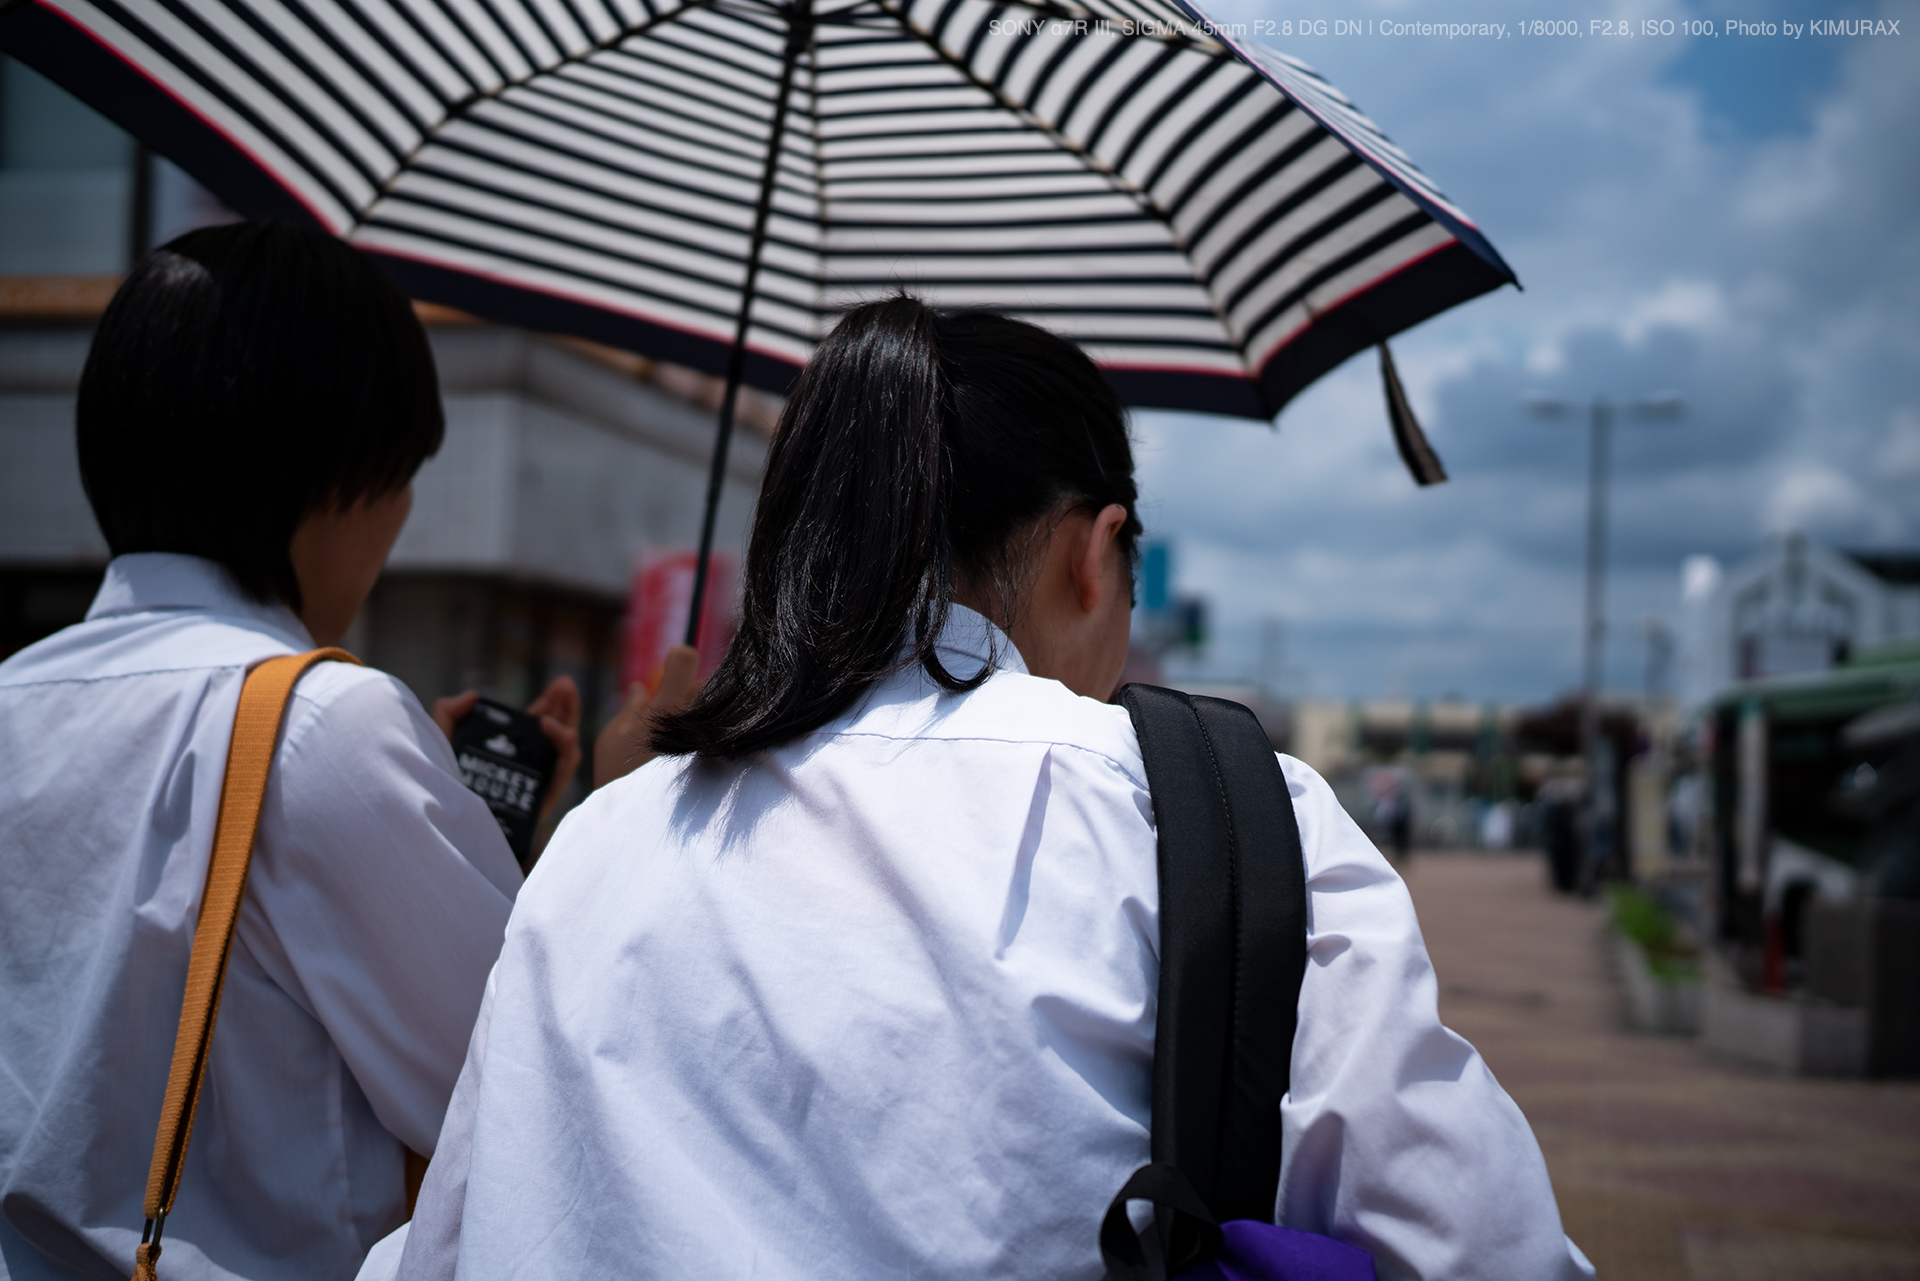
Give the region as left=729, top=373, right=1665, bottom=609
left=5, top=0, right=1513, bottom=416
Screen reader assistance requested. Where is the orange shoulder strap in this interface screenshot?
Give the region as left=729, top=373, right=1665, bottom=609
left=133, top=648, right=360, bottom=1281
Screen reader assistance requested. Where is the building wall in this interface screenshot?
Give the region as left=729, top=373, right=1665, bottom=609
left=0, top=330, right=107, bottom=568
left=1679, top=535, right=1920, bottom=708
left=362, top=330, right=766, bottom=718
left=350, top=574, right=623, bottom=721
left=0, top=57, right=138, bottom=275
left=0, top=324, right=767, bottom=709
left=399, top=328, right=765, bottom=600
left=1291, top=697, right=1517, bottom=778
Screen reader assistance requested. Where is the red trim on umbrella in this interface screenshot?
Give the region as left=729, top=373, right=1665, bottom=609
left=1249, top=236, right=1458, bottom=375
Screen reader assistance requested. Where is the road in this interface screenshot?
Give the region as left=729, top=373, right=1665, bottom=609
left=1400, top=850, right=1920, bottom=1281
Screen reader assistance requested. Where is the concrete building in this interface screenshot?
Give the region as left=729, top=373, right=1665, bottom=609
left=1290, top=697, right=1530, bottom=849
left=1679, top=534, right=1920, bottom=709
left=1290, top=697, right=1517, bottom=781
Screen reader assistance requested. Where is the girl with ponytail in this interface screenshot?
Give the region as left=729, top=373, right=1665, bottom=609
left=650, top=295, right=1143, bottom=758
left=387, top=299, right=1592, bottom=1281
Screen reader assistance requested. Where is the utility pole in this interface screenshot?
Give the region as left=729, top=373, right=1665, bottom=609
left=1644, top=619, right=1674, bottom=703
left=1527, top=392, right=1682, bottom=884
left=1258, top=617, right=1286, bottom=700
left=1581, top=397, right=1612, bottom=720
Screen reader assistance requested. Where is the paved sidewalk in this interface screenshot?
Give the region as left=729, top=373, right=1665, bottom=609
left=1399, top=850, right=1920, bottom=1281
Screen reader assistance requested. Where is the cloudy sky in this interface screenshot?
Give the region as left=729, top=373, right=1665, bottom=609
left=1141, top=0, right=1917, bottom=703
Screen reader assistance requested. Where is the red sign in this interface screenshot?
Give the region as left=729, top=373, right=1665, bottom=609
left=622, top=549, right=737, bottom=695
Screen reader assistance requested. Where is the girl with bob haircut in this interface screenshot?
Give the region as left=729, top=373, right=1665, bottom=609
left=381, top=298, right=1592, bottom=1281
left=0, top=222, right=580, bottom=1281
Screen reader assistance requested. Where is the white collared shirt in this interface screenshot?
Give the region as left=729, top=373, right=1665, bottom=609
left=0, top=554, right=521, bottom=1281
left=386, top=606, right=1592, bottom=1281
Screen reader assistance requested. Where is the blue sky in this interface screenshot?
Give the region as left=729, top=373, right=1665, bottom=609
left=1142, top=0, right=1918, bottom=702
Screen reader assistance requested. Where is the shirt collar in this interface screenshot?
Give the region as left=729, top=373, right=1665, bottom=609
left=930, top=602, right=1029, bottom=678
left=86, top=553, right=315, bottom=647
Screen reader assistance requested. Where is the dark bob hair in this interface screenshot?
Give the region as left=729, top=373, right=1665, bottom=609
left=653, top=297, right=1141, bottom=761
left=77, top=221, right=443, bottom=612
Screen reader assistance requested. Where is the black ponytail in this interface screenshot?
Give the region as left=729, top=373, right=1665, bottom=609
left=650, top=297, right=1140, bottom=760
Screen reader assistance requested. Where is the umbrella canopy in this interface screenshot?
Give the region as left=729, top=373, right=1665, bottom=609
left=3, top=0, right=1513, bottom=420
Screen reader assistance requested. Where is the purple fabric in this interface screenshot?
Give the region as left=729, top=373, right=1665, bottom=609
left=1176, top=1220, right=1377, bottom=1281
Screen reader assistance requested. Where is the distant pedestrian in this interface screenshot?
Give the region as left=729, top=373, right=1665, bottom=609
left=1389, top=795, right=1414, bottom=860
left=1540, top=778, right=1583, bottom=892
left=1372, top=768, right=1414, bottom=862
left=1482, top=799, right=1517, bottom=849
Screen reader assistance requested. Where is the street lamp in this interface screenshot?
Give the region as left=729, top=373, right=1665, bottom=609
left=1525, top=391, right=1682, bottom=882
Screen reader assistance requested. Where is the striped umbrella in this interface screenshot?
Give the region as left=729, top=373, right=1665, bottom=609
left=2, top=0, right=1515, bottom=637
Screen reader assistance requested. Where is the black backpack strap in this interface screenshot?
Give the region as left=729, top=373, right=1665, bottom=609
left=1190, top=693, right=1308, bottom=1218
left=1102, top=685, right=1308, bottom=1278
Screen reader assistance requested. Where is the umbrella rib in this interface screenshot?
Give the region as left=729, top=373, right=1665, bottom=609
left=366, top=0, right=738, bottom=223
left=807, top=25, right=832, bottom=342
left=872, top=0, right=1249, bottom=371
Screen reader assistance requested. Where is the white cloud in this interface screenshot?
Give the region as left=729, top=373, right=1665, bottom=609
left=1620, top=280, right=1725, bottom=345
left=1525, top=343, right=1566, bottom=377
left=1875, top=408, right=1920, bottom=480
left=1763, top=464, right=1864, bottom=535
left=1682, top=555, right=1722, bottom=604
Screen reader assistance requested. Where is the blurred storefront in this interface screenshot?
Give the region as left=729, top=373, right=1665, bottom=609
left=1679, top=533, right=1920, bottom=707
left=1647, top=534, right=1919, bottom=1075
left=1694, top=642, right=1920, bottom=1076
left=1292, top=697, right=1534, bottom=853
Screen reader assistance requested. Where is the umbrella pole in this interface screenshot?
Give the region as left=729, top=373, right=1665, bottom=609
left=684, top=5, right=812, bottom=649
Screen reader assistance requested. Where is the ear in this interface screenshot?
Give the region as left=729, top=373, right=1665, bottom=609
left=1074, top=504, right=1130, bottom=614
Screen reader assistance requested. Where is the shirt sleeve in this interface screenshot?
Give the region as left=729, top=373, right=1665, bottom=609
left=236, top=665, right=521, bottom=1157
left=386, top=967, right=496, bottom=1281
left=1276, top=756, right=1594, bottom=1281
left=355, top=960, right=498, bottom=1281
